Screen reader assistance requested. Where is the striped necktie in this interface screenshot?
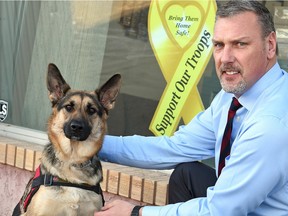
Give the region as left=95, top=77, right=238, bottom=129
left=218, top=97, right=242, bottom=176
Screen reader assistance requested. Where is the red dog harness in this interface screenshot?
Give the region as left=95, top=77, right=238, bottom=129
left=21, top=165, right=104, bottom=212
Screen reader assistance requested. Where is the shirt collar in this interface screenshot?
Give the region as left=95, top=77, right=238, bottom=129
left=238, top=62, right=283, bottom=111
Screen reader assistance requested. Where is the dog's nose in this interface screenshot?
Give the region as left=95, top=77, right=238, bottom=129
left=70, top=120, right=84, bottom=132
left=64, top=119, right=91, bottom=141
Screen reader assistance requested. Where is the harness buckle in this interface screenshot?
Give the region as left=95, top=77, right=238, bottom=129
left=43, top=174, right=53, bottom=186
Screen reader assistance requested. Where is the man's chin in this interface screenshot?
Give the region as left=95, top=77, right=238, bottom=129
left=221, top=85, right=246, bottom=96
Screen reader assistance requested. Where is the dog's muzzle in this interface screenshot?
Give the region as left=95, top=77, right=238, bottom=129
left=64, top=119, right=91, bottom=141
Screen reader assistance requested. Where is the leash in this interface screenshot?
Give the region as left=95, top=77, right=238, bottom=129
left=22, top=165, right=104, bottom=212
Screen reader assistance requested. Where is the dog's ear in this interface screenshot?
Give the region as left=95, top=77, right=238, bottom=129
left=46, top=63, right=71, bottom=105
left=97, top=74, right=121, bottom=111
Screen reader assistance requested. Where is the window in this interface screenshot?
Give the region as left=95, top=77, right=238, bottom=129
left=0, top=1, right=287, bottom=138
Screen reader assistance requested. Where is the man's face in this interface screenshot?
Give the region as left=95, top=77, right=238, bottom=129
left=212, top=11, right=276, bottom=97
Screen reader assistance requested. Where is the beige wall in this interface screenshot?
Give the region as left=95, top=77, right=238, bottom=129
left=0, top=164, right=33, bottom=216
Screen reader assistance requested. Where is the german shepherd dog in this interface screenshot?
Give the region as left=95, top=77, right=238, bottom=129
left=13, top=63, right=121, bottom=216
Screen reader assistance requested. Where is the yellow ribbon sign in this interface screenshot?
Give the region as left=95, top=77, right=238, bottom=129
left=148, top=0, right=217, bottom=136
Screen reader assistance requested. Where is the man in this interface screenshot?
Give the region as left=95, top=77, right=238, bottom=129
left=95, top=0, right=288, bottom=215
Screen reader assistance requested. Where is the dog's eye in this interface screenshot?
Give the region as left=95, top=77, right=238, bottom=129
left=87, top=107, right=97, bottom=115
left=65, top=104, right=73, bottom=112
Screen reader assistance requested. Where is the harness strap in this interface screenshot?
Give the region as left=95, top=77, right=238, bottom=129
left=22, top=166, right=104, bottom=212
left=22, top=166, right=41, bottom=212
left=31, top=174, right=102, bottom=194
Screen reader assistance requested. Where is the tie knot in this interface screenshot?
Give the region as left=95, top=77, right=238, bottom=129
left=230, top=97, right=242, bottom=111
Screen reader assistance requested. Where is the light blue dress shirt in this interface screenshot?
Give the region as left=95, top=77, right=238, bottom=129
left=99, top=62, right=288, bottom=215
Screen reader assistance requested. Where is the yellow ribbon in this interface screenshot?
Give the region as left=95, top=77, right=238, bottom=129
left=148, top=0, right=217, bottom=136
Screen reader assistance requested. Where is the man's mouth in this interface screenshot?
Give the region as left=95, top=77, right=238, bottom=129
left=225, top=71, right=239, bottom=75
left=220, top=64, right=241, bottom=75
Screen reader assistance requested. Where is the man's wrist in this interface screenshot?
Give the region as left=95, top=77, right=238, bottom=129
left=131, top=205, right=143, bottom=216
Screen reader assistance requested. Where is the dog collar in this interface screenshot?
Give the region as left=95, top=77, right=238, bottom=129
left=72, top=155, right=102, bottom=170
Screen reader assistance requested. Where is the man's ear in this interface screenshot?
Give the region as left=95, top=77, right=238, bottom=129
left=267, top=31, right=277, bottom=59
left=97, top=74, right=121, bottom=111
left=46, top=63, right=71, bottom=105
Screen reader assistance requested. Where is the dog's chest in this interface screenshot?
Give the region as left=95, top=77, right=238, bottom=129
left=25, top=186, right=103, bottom=216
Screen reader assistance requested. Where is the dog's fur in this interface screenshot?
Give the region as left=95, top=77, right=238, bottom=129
left=16, top=63, right=121, bottom=215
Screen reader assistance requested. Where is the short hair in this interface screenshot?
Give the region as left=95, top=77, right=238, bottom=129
left=216, top=0, right=275, bottom=38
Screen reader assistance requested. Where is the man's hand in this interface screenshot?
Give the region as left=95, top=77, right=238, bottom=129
left=94, top=199, right=142, bottom=216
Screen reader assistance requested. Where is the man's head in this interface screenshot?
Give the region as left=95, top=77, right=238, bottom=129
left=212, top=0, right=277, bottom=97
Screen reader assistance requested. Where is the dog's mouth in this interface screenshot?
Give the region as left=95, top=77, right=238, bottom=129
left=64, top=120, right=92, bottom=141
left=70, top=136, right=82, bottom=141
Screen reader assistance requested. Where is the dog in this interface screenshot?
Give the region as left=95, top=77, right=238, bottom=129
left=13, top=63, right=121, bottom=216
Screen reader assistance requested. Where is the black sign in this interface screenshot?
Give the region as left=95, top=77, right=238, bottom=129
left=0, top=100, right=8, bottom=122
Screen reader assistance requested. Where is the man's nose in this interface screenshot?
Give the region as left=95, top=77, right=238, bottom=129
left=220, top=46, right=235, bottom=63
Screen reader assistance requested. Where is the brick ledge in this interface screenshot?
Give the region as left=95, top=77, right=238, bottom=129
left=0, top=136, right=169, bottom=205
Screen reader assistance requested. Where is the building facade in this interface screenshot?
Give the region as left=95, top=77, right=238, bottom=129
left=0, top=0, right=287, bottom=138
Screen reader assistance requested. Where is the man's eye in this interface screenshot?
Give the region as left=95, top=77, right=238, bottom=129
left=65, top=104, right=73, bottom=112
left=213, top=42, right=223, bottom=49
left=237, top=42, right=247, bottom=47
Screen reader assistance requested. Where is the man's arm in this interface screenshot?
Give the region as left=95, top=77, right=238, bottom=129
left=97, top=115, right=288, bottom=216
left=99, top=109, right=216, bottom=170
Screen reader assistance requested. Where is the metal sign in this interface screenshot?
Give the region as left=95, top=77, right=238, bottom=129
left=0, top=100, right=8, bottom=122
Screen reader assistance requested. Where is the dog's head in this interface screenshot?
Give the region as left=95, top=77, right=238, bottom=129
left=46, top=63, right=121, bottom=161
